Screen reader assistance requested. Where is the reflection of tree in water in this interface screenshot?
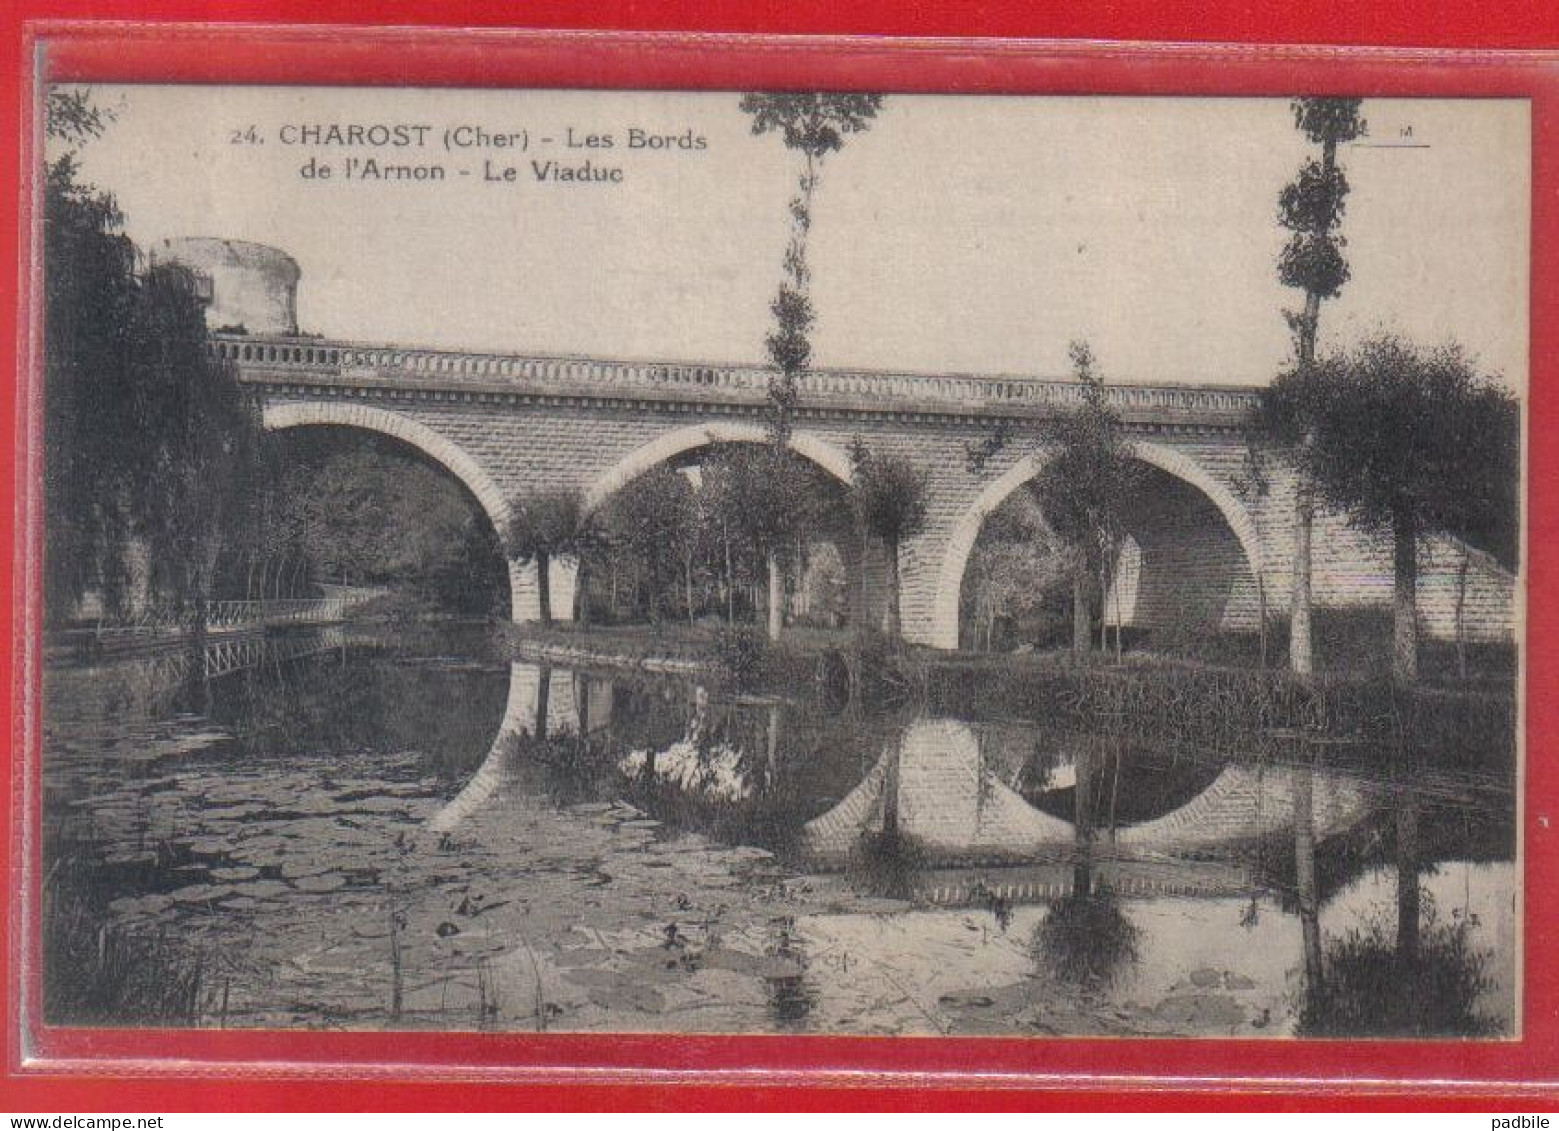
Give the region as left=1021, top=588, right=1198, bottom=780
left=1299, top=781, right=1502, bottom=1038
left=1033, top=736, right=1141, bottom=990
left=207, top=646, right=509, bottom=783
left=763, top=915, right=815, bottom=1028
left=509, top=668, right=626, bottom=808
left=1033, top=889, right=1141, bottom=990
left=845, top=825, right=929, bottom=902
left=1297, top=902, right=1500, bottom=1038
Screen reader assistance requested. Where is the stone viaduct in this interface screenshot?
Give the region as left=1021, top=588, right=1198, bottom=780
left=223, top=331, right=1515, bottom=649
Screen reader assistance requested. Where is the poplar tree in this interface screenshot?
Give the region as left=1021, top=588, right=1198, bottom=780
left=740, top=92, right=884, bottom=639
left=1275, top=97, right=1366, bottom=675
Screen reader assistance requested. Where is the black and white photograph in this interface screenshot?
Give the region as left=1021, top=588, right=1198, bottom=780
left=36, top=85, right=1525, bottom=1039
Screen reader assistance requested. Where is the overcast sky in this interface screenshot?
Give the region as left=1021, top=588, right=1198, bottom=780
left=55, top=86, right=1530, bottom=389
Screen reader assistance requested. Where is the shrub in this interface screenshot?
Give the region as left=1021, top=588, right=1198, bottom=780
left=712, top=624, right=767, bottom=689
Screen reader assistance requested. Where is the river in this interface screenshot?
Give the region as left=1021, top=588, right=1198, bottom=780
left=40, top=626, right=1518, bottom=1037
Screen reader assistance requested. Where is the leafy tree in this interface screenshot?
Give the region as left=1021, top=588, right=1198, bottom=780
left=131, top=264, right=262, bottom=622
left=848, top=438, right=927, bottom=638
left=1263, top=335, right=1519, bottom=682
left=1030, top=343, right=1139, bottom=658
left=700, top=444, right=836, bottom=637
left=599, top=465, right=699, bottom=624
left=506, top=488, right=600, bottom=625
left=741, top=92, right=884, bottom=639
left=1276, top=97, right=1367, bottom=676
left=43, top=87, right=260, bottom=624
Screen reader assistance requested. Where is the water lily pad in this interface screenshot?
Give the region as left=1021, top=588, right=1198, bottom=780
left=281, top=859, right=337, bottom=880
left=1153, top=993, right=1246, bottom=1029
left=293, top=873, right=346, bottom=894
left=171, top=883, right=233, bottom=904
left=938, top=991, right=995, bottom=1009
left=587, top=981, right=665, bottom=1013
left=235, top=879, right=291, bottom=900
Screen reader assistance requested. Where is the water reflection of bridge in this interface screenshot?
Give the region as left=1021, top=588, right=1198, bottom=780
left=428, top=662, right=585, bottom=834
left=797, top=718, right=1377, bottom=899
left=427, top=665, right=1379, bottom=893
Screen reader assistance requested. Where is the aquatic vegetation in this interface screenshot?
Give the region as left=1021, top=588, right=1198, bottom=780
left=1298, top=908, right=1501, bottom=1038
left=43, top=855, right=208, bottom=1025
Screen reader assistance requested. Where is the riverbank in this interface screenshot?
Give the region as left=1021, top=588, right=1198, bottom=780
left=498, top=620, right=1518, bottom=772
left=497, top=621, right=847, bottom=692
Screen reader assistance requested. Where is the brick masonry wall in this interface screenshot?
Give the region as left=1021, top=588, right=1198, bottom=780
left=260, top=387, right=1516, bottom=647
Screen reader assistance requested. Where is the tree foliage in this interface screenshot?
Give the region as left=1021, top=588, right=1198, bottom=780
left=961, top=496, right=1069, bottom=651
left=737, top=93, right=886, bottom=159
left=578, top=444, right=851, bottom=629
left=848, top=438, right=928, bottom=638
left=506, top=487, right=601, bottom=624
left=1263, top=335, right=1519, bottom=680
left=1263, top=336, right=1519, bottom=564
left=848, top=439, right=928, bottom=547
left=507, top=488, right=599, bottom=567
left=1293, top=97, right=1369, bottom=148
left=262, top=434, right=508, bottom=614
left=1030, top=343, right=1139, bottom=653
left=1278, top=97, right=1366, bottom=358
left=598, top=465, right=699, bottom=622
left=43, top=87, right=261, bottom=622
left=740, top=92, right=883, bottom=440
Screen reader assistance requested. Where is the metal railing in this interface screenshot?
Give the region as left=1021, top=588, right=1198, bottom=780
left=89, top=596, right=351, bottom=645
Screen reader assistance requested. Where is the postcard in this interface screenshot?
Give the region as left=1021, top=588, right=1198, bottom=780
left=29, top=77, right=1526, bottom=1053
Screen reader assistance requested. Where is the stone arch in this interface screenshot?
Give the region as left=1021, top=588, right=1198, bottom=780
left=583, top=421, right=855, bottom=510
left=928, top=440, right=1265, bottom=650
left=264, top=401, right=510, bottom=533
left=583, top=422, right=875, bottom=626
left=261, top=401, right=536, bottom=618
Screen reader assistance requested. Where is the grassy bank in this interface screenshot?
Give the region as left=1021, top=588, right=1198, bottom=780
left=499, top=619, right=1516, bottom=774
left=42, top=850, right=208, bottom=1026
left=498, top=621, right=848, bottom=695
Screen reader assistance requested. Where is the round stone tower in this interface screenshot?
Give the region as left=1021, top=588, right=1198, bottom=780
left=147, top=237, right=300, bottom=336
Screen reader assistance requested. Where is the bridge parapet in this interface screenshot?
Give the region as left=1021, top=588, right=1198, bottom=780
left=217, top=333, right=1262, bottom=426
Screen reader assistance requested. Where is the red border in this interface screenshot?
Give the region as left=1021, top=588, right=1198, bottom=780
left=7, top=13, right=1559, bottom=1112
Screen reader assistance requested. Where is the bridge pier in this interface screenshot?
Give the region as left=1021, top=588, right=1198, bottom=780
left=509, top=559, right=578, bottom=624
